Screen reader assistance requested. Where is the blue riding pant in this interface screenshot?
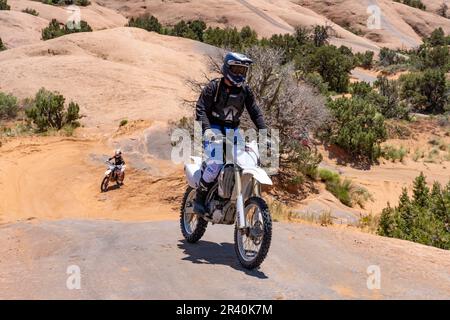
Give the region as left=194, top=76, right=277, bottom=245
left=202, top=124, right=244, bottom=184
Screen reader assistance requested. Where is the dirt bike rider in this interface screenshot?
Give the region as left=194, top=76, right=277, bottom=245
left=108, top=149, right=126, bottom=185
left=194, top=52, right=268, bottom=216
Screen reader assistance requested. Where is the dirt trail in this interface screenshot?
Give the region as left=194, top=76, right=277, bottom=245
left=236, top=0, right=294, bottom=33
left=0, top=136, right=183, bottom=224
left=1, top=219, right=449, bottom=299
left=1, top=1, right=450, bottom=299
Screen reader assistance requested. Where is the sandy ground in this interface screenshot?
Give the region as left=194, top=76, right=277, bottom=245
left=94, top=0, right=380, bottom=52
left=0, top=135, right=183, bottom=224
left=297, top=119, right=450, bottom=218
left=0, top=1, right=449, bottom=300
left=0, top=26, right=213, bottom=224
left=0, top=2, right=448, bottom=226
left=0, top=27, right=217, bottom=133
left=0, top=0, right=127, bottom=48
left=0, top=11, right=49, bottom=48
left=297, top=0, right=450, bottom=49
left=0, top=7, right=448, bottom=226
left=0, top=219, right=449, bottom=299
left=94, top=0, right=450, bottom=50
left=3, top=0, right=449, bottom=51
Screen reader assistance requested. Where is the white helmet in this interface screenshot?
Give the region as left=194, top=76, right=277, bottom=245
left=115, top=149, right=122, bottom=156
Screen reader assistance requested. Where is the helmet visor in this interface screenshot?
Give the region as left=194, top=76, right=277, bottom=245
left=230, top=65, right=249, bottom=77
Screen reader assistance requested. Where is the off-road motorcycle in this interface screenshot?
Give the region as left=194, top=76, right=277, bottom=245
left=181, top=140, right=273, bottom=269
left=101, top=160, right=125, bottom=192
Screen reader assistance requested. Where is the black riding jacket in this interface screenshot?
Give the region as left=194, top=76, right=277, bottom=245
left=109, top=155, right=125, bottom=166
left=196, top=78, right=267, bottom=132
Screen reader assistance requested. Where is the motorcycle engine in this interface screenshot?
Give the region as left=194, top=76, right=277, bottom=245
left=208, top=199, right=236, bottom=225
left=208, top=199, right=225, bottom=224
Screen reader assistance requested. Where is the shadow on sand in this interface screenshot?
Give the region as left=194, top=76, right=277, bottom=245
left=103, top=184, right=122, bottom=193
left=178, top=240, right=268, bottom=279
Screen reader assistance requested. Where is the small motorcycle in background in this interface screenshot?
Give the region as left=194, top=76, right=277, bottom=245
left=101, top=160, right=125, bottom=192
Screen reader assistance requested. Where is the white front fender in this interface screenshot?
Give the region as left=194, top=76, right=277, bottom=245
left=105, top=169, right=112, bottom=176
left=242, top=167, right=273, bottom=185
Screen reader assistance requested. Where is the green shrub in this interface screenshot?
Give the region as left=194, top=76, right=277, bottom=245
left=119, top=119, right=128, bottom=127
left=327, top=178, right=353, bottom=207
left=312, top=25, right=332, bottom=47
left=318, top=168, right=340, bottom=184
left=128, top=14, right=162, bottom=33
left=317, top=168, right=371, bottom=208
left=37, top=0, right=90, bottom=6
left=42, top=19, right=92, bottom=40
left=264, top=32, right=306, bottom=61
left=323, top=97, right=387, bottom=161
left=25, top=88, right=81, bottom=132
left=203, top=25, right=259, bottom=51
left=75, top=0, right=90, bottom=6
left=350, top=81, right=372, bottom=98
left=301, top=72, right=329, bottom=95
left=42, top=19, right=65, bottom=40
left=382, top=145, right=408, bottom=162
left=22, top=8, right=39, bottom=16
left=379, top=47, right=406, bottom=66
left=0, top=92, right=18, bottom=119
left=400, top=69, right=448, bottom=114
left=378, top=173, right=450, bottom=250
left=287, top=141, right=323, bottom=179
left=350, top=78, right=410, bottom=120
left=300, top=45, right=354, bottom=93
left=170, top=20, right=207, bottom=41
left=355, top=51, right=374, bottom=69
left=0, top=0, right=10, bottom=10
left=414, top=45, right=450, bottom=71
left=426, top=27, right=447, bottom=47
left=374, top=76, right=410, bottom=119
left=393, top=0, right=426, bottom=10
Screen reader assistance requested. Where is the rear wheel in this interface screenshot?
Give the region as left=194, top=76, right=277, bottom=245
left=101, top=176, right=109, bottom=192
left=180, top=186, right=208, bottom=243
left=234, top=197, right=272, bottom=269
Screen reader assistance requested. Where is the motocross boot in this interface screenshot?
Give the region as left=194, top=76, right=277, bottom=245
left=193, top=178, right=212, bottom=216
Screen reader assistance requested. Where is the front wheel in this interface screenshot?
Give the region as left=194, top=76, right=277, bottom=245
left=180, top=186, right=208, bottom=243
left=235, top=197, right=272, bottom=270
left=101, top=176, right=110, bottom=192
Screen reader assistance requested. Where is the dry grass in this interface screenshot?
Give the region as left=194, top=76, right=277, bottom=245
left=357, top=213, right=380, bottom=233
left=268, top=198, right=334, bottom=226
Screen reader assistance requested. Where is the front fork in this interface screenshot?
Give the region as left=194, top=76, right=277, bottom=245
left=235, top=166, right=246, bottom=229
